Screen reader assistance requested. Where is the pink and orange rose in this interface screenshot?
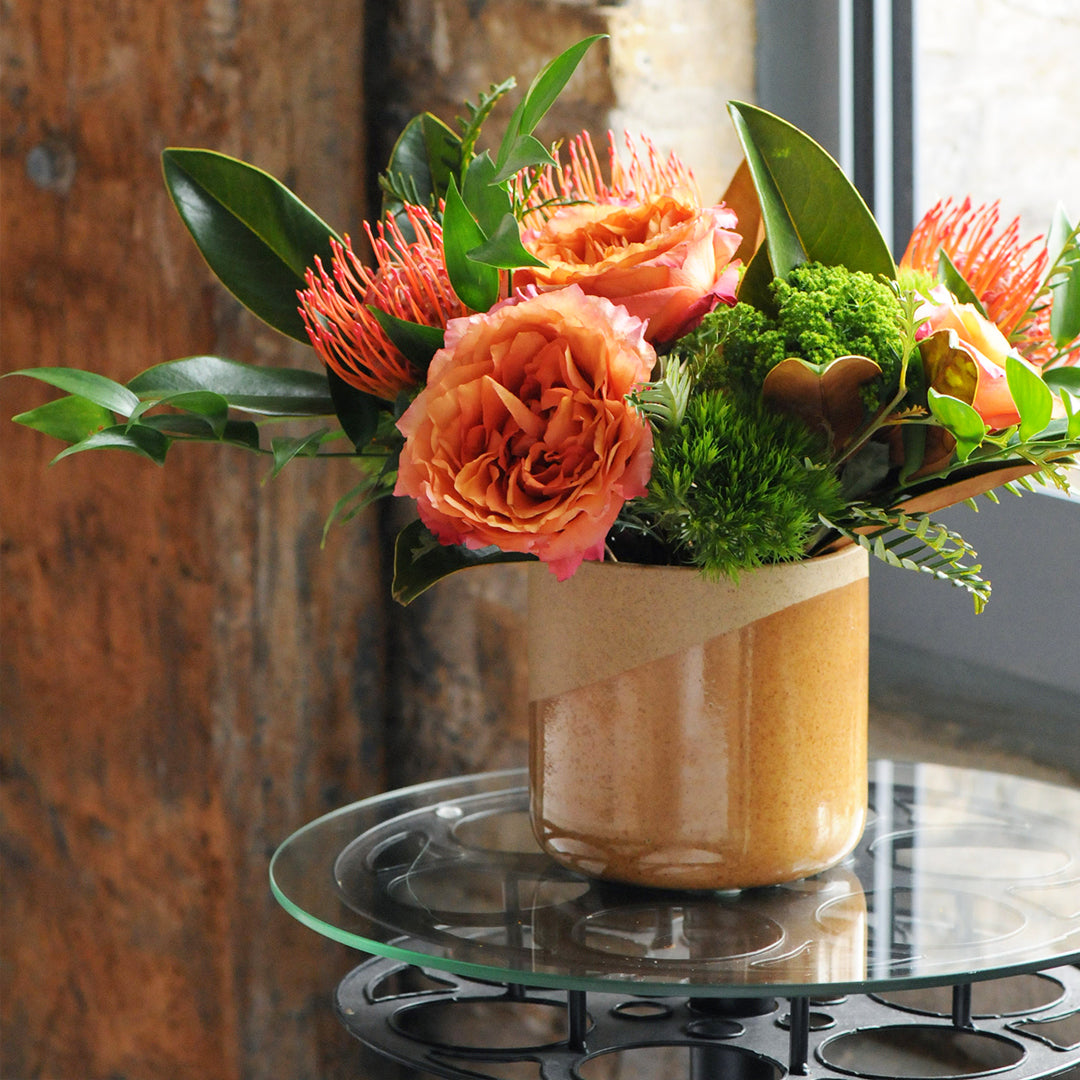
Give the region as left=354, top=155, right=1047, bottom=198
left=917, top=286, right=1025, bottom=430
left=516, top=132, right=742, bottom=346
left=394, top=286, right=656, bottom=579
left=517, top=196, right=742, bottom=346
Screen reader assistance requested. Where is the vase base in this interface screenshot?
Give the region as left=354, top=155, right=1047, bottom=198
left=534, top=824, right=866, bottom=892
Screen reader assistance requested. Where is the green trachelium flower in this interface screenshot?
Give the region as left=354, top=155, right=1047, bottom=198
left=682, top=262, right=904, bottom=409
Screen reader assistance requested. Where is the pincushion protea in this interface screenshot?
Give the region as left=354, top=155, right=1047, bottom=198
left=299, top=205, right=466, bottom=401
left=900, top=197, right=1077, bottom=366
left=520, top=130, right=704, bottom=219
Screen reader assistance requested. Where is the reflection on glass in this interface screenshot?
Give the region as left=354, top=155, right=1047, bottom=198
left=270, top=764, right=1080, bottom=996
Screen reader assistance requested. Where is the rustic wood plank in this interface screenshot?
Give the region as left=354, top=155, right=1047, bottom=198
left=1, top=2, right=380, bottom=1077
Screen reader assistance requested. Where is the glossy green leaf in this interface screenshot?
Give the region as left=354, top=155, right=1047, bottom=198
left=927, top=389, right=987, bottom=461
left=735, top=243, right=776, bottom=310
left=326, top=368, right=385, bottom=450
left=493, top=35, right=604, bottom=178
left=391, top=518, right=532, bottom=605
left=367, top=307, right=445, bottom=369
left=6, top=367, right=139, bottom=416
left=162, top=149, right=340, bottom=341
left=52, top=424, right=171, bottom=466
left=128, top=390, right=230, bottom=438
left=380, top=112, right=463, bottom=226
left=462, top=152, right=512, bottom=236
left=1061, top=389, right=1080, bottom=439
left=490, top=134, right=557, bottom=185
left=11, top=395, right=115, bottom=444
left=442, top=176, right=500, bottom=312
left=1048, top=204, right=1080, bottom=347
left=128, top=356, right=335, bottom=416
left=518, top=35, right=605, bottom=137
left=898, top=423, right=927, bottom=485
left=1043, top=366, right=1080, bottom=397
left=468, top=213, right=546, bottom=269
left=269, top=430, right=330, bottom=479
left=937, top=250, right=987, bottom=316
left=138, top=413, right=261, bottom=449
left=726, top=102, right=896, bottom=281
left=1006, top=354, right=1054, bottom=440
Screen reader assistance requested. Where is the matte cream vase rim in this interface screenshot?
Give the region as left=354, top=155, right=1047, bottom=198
left=528, top=546, right=867, bottom=701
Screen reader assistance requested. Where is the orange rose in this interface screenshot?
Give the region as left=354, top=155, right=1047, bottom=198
left=516, top=195, right=741, bottom=346
left=394, top=286, right=656, bottom=580
left=918, top=287, right=1023, bottom=429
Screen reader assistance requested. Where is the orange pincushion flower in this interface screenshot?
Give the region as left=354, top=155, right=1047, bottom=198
left=299, top=205, right=466, bottom=400
left=521, top=130, right=704, bottom=214
left=901, top=198, right=1047, bottom=340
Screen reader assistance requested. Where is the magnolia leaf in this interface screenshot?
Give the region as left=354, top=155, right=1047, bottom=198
left=442, top=176, right=500, bottom=312
left=162, top=149, right=340, bottom=342
left=12, top=395, right=115, bottom=444
left=918, top=329, right=978, bottom=404
left=937, top=250, right=988, bottom=316
left=926, top=389, right=987, bottom=461
left=720, top=157, right=764, bottom=267
left=726, top=102, right=895, bottom=281
left=380, top=112, right=462, bottom=227
left=1006, top=354, right=1053, bottom=440
left=1048, top=204, right=1080, bottom=347
left=391, top=518, right=532, bottom=605
left=468, top=213, right=546, bottom=269
left=736, top=241, right=776, bottom=311
left=51, top=424, right=171, bottom=466
left=6, top=367, right=139, bottom=416
left=367, top=307, right=445, bottom=369
left=762, top=354, right=882, bottom=451
left=128, top=355, right=335, bottom=416
left=326, top=368, right=385, bottom=450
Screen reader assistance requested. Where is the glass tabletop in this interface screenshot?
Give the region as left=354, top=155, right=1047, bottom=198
left=270, top=761, right=1080, bottom=999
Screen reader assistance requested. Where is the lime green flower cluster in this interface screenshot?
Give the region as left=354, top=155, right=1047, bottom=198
left=687, top=262, right=904, bottom=409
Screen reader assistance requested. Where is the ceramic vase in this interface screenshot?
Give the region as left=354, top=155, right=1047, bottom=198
left=527, top=545, right=869, bottom=890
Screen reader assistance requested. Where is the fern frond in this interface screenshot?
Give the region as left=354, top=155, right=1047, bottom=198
left=456, top=77, right=516, bottom=164
left=378, top=171, right=426, bottom=212
left=827, top=508, right=992, bottom=612
left=627, top=357, right=695, bottom=431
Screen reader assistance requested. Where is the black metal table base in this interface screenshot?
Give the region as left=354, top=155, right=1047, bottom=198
left=335, top=956, right=1080, bottom=1079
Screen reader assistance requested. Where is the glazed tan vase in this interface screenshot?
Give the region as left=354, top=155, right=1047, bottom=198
left=527, top=545, right=869, bottom=891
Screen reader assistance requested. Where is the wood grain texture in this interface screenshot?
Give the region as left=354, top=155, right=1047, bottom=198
left=1, top=2, right=382, bottom=1077
left=2, top=3, right=617, bottom=1077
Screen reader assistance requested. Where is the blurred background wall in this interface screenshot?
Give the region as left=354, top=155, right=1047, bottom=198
left=2, top=2, right=1076, bottom=1078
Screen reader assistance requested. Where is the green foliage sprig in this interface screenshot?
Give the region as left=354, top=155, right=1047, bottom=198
left=629, top=392, right=847, bottom=576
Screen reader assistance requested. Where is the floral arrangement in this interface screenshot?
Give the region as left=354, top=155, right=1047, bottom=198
left=10, top=38, right=1080, bottom=610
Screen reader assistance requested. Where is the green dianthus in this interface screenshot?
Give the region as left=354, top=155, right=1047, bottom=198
left=631, top=390, right=846, bottom=577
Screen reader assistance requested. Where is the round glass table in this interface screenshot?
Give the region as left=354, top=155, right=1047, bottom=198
left=271, top=761, right=1080, bottom=1079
